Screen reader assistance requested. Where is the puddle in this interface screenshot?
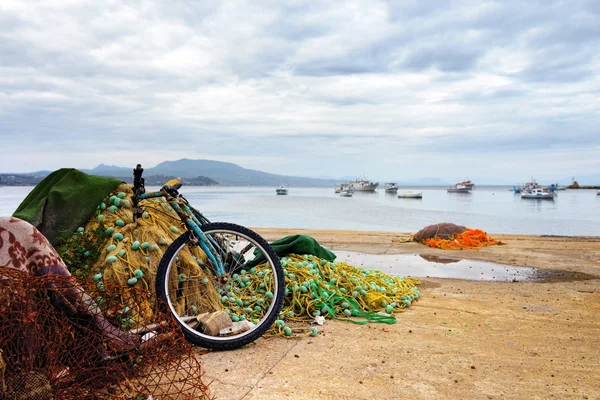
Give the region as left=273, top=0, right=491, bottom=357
left=333, top=251, right=594, bottom=282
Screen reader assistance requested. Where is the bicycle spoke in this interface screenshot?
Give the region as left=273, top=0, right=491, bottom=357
left=157, top=223, right=284, bottom=350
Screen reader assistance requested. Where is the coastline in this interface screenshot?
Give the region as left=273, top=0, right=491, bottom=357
left=200, top=229, right=600, bottom=399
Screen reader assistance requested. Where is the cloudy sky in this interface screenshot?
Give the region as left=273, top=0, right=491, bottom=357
left=1, top=0, right=598, bottom=183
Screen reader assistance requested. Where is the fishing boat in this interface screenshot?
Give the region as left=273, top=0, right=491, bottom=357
left=513, top=179, right=539, bottom=193
left=276, top=185, right=288, bottom=195
left=447, top=184, right=471, bottom=193
left=398, top=191, right=422, bottom=199
left=335, top=183, right=354, bottom=194
left=458, top=179, right=475, bottom=190
left=384, top=182, right=399, bottom=193
left=521, top=188, right=555, bottom=200
left=349, top=177, right=379, bottom=192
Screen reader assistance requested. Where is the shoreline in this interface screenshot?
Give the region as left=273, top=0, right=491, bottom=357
left=200, top=228, right=600, bottom=399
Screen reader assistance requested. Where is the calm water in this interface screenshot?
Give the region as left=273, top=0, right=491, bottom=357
left=334, top=251, right=543, bottom=281
left=1, top=186, right=599, bottom=236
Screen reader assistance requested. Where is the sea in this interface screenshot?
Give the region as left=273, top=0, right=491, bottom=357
left=1, top=185, right=599, bottom=236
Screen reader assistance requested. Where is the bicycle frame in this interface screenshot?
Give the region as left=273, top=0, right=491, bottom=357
left=133, top=188, right=226, bottom=277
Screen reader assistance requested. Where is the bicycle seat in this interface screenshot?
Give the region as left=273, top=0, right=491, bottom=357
left=162, top=178, right=183, bottom=192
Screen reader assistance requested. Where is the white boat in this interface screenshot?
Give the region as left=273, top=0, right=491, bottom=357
left=398, top=191, right=422, bottom=199
left=339, top=190, right=353, bottom=197
left=276, top=185, right=288, bottom=195
left=447, top=184, right=471, bottom=193
left=458, top=179, right=475, bottom=190
left=384, top=182, right=399, bottom=193
left=349, top=178, right=379, bottom=192
left=335, top=183, right=354, bottom=194
left=514, top=179, right=539, bottom=193
left=521, top=188, right=555, bottom=199
left=596, top=190, right=600, bottom=196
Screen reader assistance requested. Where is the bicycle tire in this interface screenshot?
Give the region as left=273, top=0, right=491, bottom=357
left=156, top=222, right=284, bottom=350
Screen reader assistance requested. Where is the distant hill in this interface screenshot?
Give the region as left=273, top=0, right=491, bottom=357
left=84, top=159, right=342, bottom=187
left=0, top=173, right=44, bottom=186
left=141, top=175, right=218, bottom=186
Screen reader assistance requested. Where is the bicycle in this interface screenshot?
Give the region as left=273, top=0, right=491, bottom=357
left=131, top=164, right=285, bottom=350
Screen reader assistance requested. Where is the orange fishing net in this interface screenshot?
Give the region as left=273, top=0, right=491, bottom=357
left=422, top=228, right=500, bottom=250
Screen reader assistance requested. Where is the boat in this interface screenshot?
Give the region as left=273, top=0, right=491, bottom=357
left=521, top=188, right=556, bottom=200
left=349, top=177, right=379, bottom=192
left=276, top=185, right=288, bottom=195
left=447, top=184, right=471, bottom=193
left=384, top=182, right=399, bottom=193
left=398, top=191, right=422, bottom=199
left=458, top=179, right=475, bottom=190
left=335, top=183, right=354, bottom=194
left=513, top=179, right=539, bottom=193
left=339, top=189, right=353, bottom=197
left=597, top=190, right=600, bottom=196
left=545, top=183, right=567, bottom=191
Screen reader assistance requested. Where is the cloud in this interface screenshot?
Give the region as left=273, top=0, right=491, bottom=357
left=0, top=0, right=598, bottom=183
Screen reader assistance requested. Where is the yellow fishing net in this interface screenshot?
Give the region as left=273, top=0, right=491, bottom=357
left=59, top=183, right=220, bottom=328
left=58, top=183, right=421, bottom=337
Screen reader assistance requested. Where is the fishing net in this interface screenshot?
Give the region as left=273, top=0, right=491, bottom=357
left=422, top=228, right=501, bottom=250
left=56, top=183, right=221, bottom=329
left=410, top=223, right=501, bottom=250
left=225, top=254, right=421, bottom=338
left=55, top=184, right=422, bottom=339
left=0, top=267, right=210, bottom=399
left=413, top=223, right=467, bottom=241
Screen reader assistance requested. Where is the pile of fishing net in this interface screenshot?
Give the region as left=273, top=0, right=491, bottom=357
left=0, top=268, right=210, bottom=400
left=55, top=183, right=421, bottom=338
left=57, top=183, right=221, bottom=330
left=225, top=253, right=421, bottom=338
left=413, top=223, right=501, bottom=250
left=277, top=254, right=420, bottom=336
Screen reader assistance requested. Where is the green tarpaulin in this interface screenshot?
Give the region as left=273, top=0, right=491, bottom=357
left=246, top=234, right=336, bottom=268
left=13, top=168, right=122, bottom=245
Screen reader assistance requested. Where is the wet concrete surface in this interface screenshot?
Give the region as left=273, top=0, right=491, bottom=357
left=334, top=251, right=598, bottom=283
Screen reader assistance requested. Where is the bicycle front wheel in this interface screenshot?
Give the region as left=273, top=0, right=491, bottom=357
left=156, top=222, right=284, bottom=350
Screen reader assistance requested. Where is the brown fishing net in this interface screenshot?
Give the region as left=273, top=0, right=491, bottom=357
left=412, top=223, right=467, bottom=241
left=0, top=267, right=211, bottom=400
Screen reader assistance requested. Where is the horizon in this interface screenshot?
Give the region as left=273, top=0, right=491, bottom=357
left=1, top=1, right=599, bottom=182
left=0, top=157, right=595, bottom=186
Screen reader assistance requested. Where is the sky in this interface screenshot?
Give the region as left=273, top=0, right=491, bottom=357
left=1, top=0, right=599, bottom=184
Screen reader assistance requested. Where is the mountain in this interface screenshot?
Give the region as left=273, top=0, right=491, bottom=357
left=84, top=164, right=133, bottom=176
left=86, top=159, right=342, bottom=187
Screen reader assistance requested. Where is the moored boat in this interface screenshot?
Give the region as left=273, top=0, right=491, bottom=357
left=335, top=183, right=354, bottom=194
left=514, top=179, right=539, bottom=193
left=521, top=188, right=555, bottom=199
left=276, top=185, right=288, bottom=195
left=384, top=182, right=399, bottom=193
left=458, top=179, right=475, bottom=190
left=398, top=191, right=422, bottom=199
left=447, top=184, right=471, bottom=193
left=349, top=177, right=379, bottom=192
left=339, top=190, right=353, bottom=197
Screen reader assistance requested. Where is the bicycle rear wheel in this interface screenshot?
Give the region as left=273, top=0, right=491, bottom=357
left=156, top=222, right=284, bottom=350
